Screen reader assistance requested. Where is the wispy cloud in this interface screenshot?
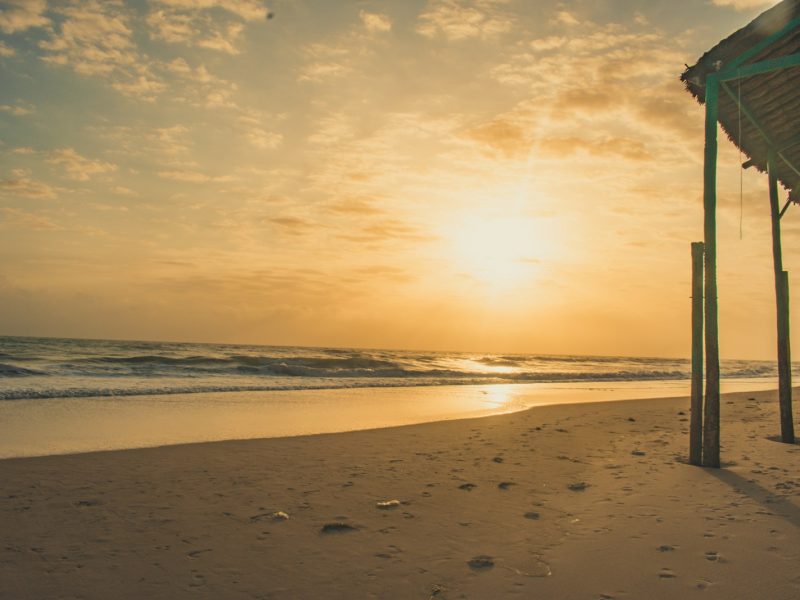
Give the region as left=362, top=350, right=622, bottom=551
left=0, top=41, right=15, bottom=56
left=0, top=0, right=49, bottom=34
left=710, top=0, right=774, bottom=10
left=0, top=207, right=61, bottom=230
left=40, top=1, right=138, bottom=76
left=147, top=0, right=270, bottom=54
left=416, top=0, right=514, bottom=41
left=268, top=215, right=314, bottom=236
left=0, top=169, right=61, bottom=199
left=157, top=170, right=234, bottom=183
left=0, top=102, right=34, bottom=116
left=47, top=148, right=117, bottom=181
left=359, top=10, right=392, bottom=33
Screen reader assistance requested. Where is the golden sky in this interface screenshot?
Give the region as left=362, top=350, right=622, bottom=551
left=0, top=0, right=793, bottom=359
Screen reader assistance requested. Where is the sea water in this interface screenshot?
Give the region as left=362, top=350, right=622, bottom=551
left=0, top=336, right=782, bottom=457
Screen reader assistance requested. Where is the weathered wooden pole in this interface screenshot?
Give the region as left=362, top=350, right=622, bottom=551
left=768, top=151, right=795, bottom=443
left=690, top=242, right=704, bottom=465
left=702, top=74, right=721, bottom=468
left=779, top=271, right=794, bottom=441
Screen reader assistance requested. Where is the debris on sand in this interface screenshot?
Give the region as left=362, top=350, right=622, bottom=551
left=250, top=511, right=289, bottom=523
left=567, top=481, right=589, bottom=492
left=467, top=555, right=495, bottom=570
left=320, top=522, right=358, bottom=534
left=376, top=500, right=401, bottom=509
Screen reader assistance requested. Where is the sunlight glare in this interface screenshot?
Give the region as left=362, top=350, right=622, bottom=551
left=445, top=211, right=554, bottom=291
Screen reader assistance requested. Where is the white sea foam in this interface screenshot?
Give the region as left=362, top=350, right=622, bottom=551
left=0, top=335, right=783, bottom=401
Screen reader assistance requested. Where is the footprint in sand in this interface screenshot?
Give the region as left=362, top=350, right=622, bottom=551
left=658, top=568, right=677, bottom=579
left=467, top=555, right=495, bottom=570
left=320, top=522, right=358, bottom=534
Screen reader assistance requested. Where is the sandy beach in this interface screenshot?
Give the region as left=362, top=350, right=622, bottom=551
left=1, top=387, right=798, bottom=600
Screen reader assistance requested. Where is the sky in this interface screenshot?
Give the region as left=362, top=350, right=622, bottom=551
left=0, top=0, right=795, bottom=359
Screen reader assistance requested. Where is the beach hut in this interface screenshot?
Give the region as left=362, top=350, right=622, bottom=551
left=681, top=0, right=799, bottom=467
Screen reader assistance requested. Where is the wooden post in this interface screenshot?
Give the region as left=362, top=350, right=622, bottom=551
left=690, top=242, right=704, bottom=465
left=779, top=270, right=795, bottom=442
left=702, top=75, right=721, bottom=468
left=768, top=153, right=795, bottom=443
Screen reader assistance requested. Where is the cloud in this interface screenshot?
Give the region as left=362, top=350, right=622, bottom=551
left=0, top=102, right=34, bottom=116
left=146, top=0, right=268, bottom=54
left=0, top=207, right=61, bottom=230
left=111, top=74, right=167, bottom=98
left=338, top=219, right=435, bottom=243
left=160, top=57, right=239, bottom=108
left=111, top=186, right=136, bottom=196
left=0, top=41, right=15, bottom=56
left=465, top=118, right=531, bottom=159
left=47, top=148, right=117, bottom=181
left=710, top=0, right=774, bottom=9
left=39, top=1, right=137, bottom=76
left=0, top=0, right=49, bottom=34
left=326, top=197, right=384, bottom=216
left=297, top=41, right=354, bottom=83
left=157, top=170, right=234, bottom=183
left=485, top=19, right=696, bottom=164
left=235, top=107, right=283, bottom=149
left=155, top=0, right=269, bottom=21
left=537, top=135, right=652, bottom=161
left=360, top=10, right=392, bottom=33
left=0, top=170, right=60, bottom=199
left=268, top=216, right=314, bottom=235
left=551, top=10, right=580, bottom=26
left=416, top=0, right=513, bottom=41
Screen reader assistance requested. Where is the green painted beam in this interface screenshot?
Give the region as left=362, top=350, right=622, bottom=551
left=720, top=81, right=800, bottom=181
left=720, top=16, right=800, bottom=74
left=702, top=73, right=721, bottom=469
left=720, top=53, right=800, bottom=81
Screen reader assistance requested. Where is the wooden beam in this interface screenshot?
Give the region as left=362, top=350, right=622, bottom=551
left=719, top=53, right=800, bottom=81
left=768, top=152, right=796, bottom=444
left=703, top=75, right=721, bottom=468
left=720, top=82, right=800, bottom=181
left=690, top=242, right=704, bottom=466
left=718, top=17, right=800, bottom=75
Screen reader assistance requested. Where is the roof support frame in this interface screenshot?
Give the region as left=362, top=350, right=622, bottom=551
left=719, top=52, right=800, bottom=80
left=720, top=80, right=800, bottom=181
left=718, top=16, right=800, bottom=74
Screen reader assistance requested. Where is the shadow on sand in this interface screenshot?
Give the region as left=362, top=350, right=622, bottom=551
left=706, top=467, right=800, bottom=529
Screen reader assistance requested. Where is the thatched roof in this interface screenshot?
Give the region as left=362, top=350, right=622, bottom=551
left=681, top=0, right=800, bottom=199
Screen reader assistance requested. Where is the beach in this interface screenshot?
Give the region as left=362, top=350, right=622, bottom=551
left=1, top=387, right=798, bottom=599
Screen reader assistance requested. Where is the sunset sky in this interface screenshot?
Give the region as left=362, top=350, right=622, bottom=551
left=0, top=0, right=794, bottom=359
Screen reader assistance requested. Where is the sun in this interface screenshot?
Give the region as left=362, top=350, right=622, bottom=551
left=443, top=211, right=553, bottom=291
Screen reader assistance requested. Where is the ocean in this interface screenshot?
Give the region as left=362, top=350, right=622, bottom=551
left=0, top=336, right=783, bottom=458
left=0, top=335, right=783, bottom=401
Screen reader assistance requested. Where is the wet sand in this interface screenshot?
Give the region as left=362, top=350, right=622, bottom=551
left=1, top=388, right=798, bottom=599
